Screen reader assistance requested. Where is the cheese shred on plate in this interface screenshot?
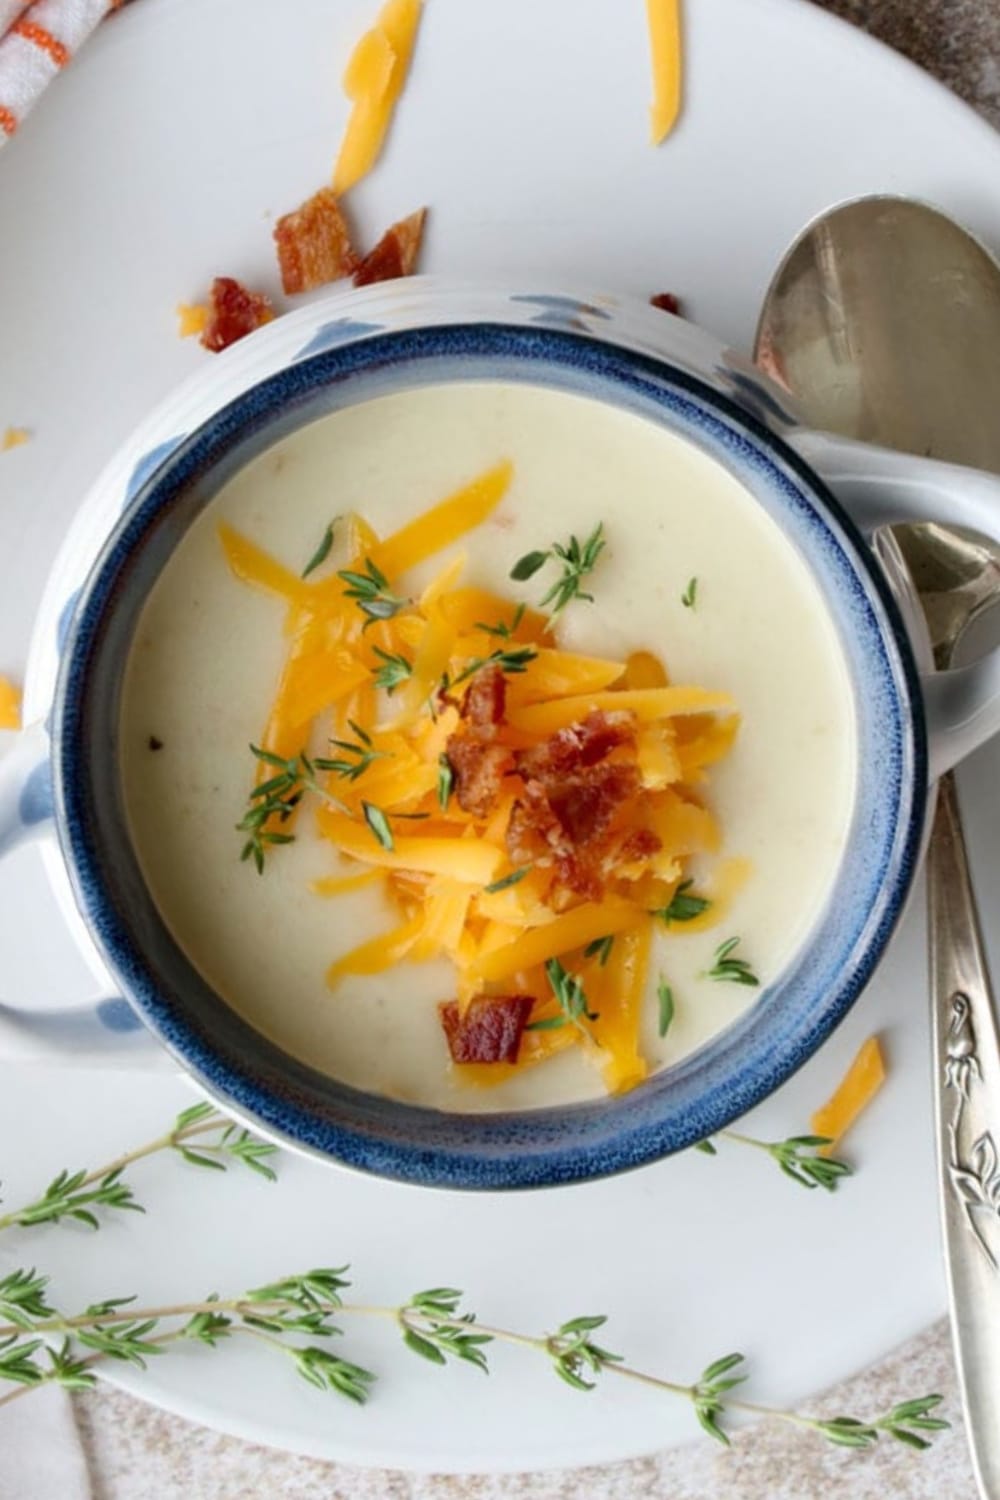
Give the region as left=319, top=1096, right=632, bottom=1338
left=334, top=0, right=424, bottom=194
left=0, top=676, right=22, bottom=730
left=646, top=0, right=682, bottom=144
left=811, top=1035, right=887, bottom=1153
left=221, top=461, right=738, bottom=1096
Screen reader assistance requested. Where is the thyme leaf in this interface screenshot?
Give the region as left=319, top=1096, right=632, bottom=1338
left=371, top=648, right=414, bottom=695
left=525, top=959, right=598, bottom=1034
left=301, top=520, right=338, bottom=579
left=362, top=801, right=394, bottom=851
left=657, top=978, right=675, bottom=1039
left=706, top=937, right=759, bottom=987
left=583, top=935, right=614, bottom=967
left=649, top=880, right=710, bottom=925
left=483, top=866, right=532, bottom=895
left=437, top=753, right=455, bottom=810
left=337, top=557, right=407, bottom=625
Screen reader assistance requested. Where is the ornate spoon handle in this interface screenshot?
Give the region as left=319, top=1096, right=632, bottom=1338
left=930, top=770, right=1000, bottom=1499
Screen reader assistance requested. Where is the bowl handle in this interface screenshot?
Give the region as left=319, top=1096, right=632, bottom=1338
left=0, top=721, right=167, bottom=1068
left=791, top=430, right=1000, bottom=778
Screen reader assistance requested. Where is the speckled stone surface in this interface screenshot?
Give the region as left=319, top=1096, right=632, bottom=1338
left=817, top=0, right=1000, bottom=127
left=73, top=1321, right=973, bottom=1500
left=68, top=3, right=997, bottom=1496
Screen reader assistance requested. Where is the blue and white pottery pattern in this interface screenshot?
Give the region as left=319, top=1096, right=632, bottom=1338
left=32, top=292, right=926, bottom=1190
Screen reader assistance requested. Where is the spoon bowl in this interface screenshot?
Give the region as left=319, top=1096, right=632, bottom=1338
left=756, top=195, right=1000, bottom=472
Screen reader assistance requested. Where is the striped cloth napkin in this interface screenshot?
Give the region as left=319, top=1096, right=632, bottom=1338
left=0, top=0, right=124, bottom=145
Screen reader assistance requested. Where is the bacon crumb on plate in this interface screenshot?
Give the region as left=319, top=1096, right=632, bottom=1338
left=650, top=292, right=681, bottom=315
left=200, top=278, right=274, bottom=353
left=274, top=186, right=358, bottom=295
left=354, top=206, right=427, bottom=287
left=440, top=994, right=534, bottom=1064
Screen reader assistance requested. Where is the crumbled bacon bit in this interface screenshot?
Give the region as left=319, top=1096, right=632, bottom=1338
left=462, top=665, right=507, bottom=733
left=445, top=666, right=513, bottom=815
left=506, top=711, right=654, bottom=899
left=274, top=187, right=358, bottom=295
left=514, top=710, right=635, bottom=780
left=650, top=292, right=681, bottom=315
left=506, top=782, right=564, bottom=865
left=354, top=207, right=427, bottom=287
left=440, top=994, right=534, bottom=1064
left=447, top=737, right=513, bottom=818
left=546, top=763, right=640, bottom=846
left=200, top=278, right=274, bottom=353
left=506, top=764, right=641, bottom=870
left=615, top=828, right=662, bottom=864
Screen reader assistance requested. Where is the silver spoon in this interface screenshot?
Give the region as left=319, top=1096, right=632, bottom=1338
left=756, top=195, right=1000, bottom=1499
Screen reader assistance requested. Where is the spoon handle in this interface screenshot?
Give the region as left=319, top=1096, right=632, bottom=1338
left=930, top=771, right=1000, bottom=1499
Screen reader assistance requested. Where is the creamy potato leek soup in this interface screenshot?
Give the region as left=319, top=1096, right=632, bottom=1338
left=120, top=381, right=856, bottom=1111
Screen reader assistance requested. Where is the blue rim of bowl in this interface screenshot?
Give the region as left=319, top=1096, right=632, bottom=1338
left=54, top=322, right=926, bottom=1190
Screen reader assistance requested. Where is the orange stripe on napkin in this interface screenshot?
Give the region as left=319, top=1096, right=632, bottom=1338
left=12, top=18, right=70, bottom=67
left=0, top=104, right=17, bottom=135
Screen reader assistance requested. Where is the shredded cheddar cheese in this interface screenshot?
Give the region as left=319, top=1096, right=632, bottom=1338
left=0, top=676, right=22, bottom=730
left=221, top=461, right=740, bottom=1095
left=646, top=0, right=682, bottom=145
left=334, top=0, right=424, bottom=195
left=811, top=1035, right=887, bottom=1154
left=1, top=427, right=29, bottom=451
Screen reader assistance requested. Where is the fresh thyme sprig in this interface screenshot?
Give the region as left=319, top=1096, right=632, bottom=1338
left=0, top=1267, right=370, bottom=1407
left=239, top=737, right=391, bottom=872
left=707, top=937, right=759, bottom=987
left=696, top=1130, right=852, bottom=1192
left=525, top=958, right=598, bottom=1035
left=0, top=1103, right=276, bottom=1235
left=649, top=879, right=710, bottom=925
left=238, top=746, right=355, bottom=873
left=812, top=1397, right=950, bottom=1451
left=371, top=647, right=413, bottom=695
left=398, top=1288, right=492, bottom=1373
left=237, top=747, right=304, bottom=872
left=510, top=523, right=606, bottom=616
left=337, top=557, right=408, bottom=625
left=318, top=722, right=388, bottom=782
left=475, top=603, right=526, bottom=639
left=0, top=1170, right=142, bottom=1234
left=681, top=576, right=698, bottom=609
left=449, top=644, right=538, bottom=689
left=545, top=1314, right=624, bottom=1390
left=169, top=1103, right=279, bottom=1180
left=0, top=1269, right=946, bottom=1454
left=691, top=1352, right=747, bottom=1442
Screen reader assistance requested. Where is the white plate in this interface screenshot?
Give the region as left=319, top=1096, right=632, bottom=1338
left=1, top=0, right=1000, bottom=1471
